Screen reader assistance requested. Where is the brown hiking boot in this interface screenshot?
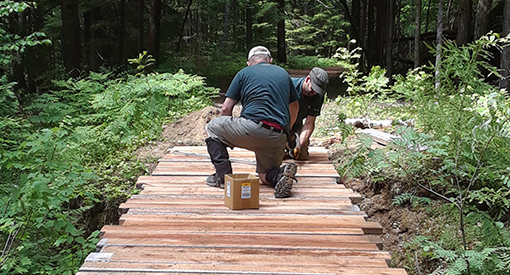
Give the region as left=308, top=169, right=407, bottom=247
left=274, top=162, right=297, bottom=198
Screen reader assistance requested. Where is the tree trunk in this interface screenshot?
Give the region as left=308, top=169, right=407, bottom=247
left=414, top=0, right=421, bottom=68
left=10, top=7, right=29, bottom=92
left=176, top=0, right=192, bottom=53
left=375, top=0, right=387, bottom=66
left=148, top=0, right=161, bottom=64
left=360, top=0, right=367, bottom=72
left=138, top=0, right=144, bottom=53
left=474, top=0, right=492, bottom=40
left=118, top=0, right=126, bottom=65
left=61, top=0, right=81, bottom=77
left=221, top=0, right=230, bottom=49
left=456, top=0, right=472, bottom=45
left=424, top=0, right=431, bottom=32
left=232, top=0, right=238, bottom=51
left=435, top=0, right=445, bottom=91
left=277, top=0, right=286, bottom=63
left=367, top=0, right=375, bottom=67
left=386, top=0, right=395, bottom=80
left=352, top=0, right=360, bottom=39
left=246, top=1, right=253, bottom=49
left=339, top=0, right=356, bottom=42
left=500, top=0, right=510, bottom=91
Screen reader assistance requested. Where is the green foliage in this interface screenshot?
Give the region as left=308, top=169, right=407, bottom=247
left=89, top=71, right=216, bottom=151
left=412, top=212, right=510, bottom=275
left=392, top=193, right=432, bottom=207
left=287, top=0, right=348, bottom=57
left=0, top=1, right=51, bottom=67
left=0, top=127, right=99, bottom=274
left=330, top=33, right=510, bottom=274
left=128, top=51, right=156, bottom=76
left=1, top=69, right=216, bottom=274
left=0, top=76, right=18, bottom=117
left=284, top=55, right=339, bottom=69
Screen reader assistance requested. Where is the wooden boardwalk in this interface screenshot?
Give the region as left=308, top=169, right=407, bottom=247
left=78, top=146, right=407, bottom=275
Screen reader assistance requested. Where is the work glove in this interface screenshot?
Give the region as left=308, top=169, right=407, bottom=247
left=286, top=132, right=301, bottom=159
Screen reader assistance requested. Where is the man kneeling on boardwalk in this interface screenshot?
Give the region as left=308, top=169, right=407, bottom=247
left=205, top=46, right=299, bottom=198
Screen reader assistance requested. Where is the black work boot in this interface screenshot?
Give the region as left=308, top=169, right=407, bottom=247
left=205, top=137, right=232, bottom=188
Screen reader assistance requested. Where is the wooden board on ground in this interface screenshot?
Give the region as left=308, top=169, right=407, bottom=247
left=77, top=146, right=407, bottom=275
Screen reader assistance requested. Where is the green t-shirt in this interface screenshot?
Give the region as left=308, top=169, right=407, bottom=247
left=226, top=63, right=299, bottom=132
left=291, top=77, right=325, bottom=132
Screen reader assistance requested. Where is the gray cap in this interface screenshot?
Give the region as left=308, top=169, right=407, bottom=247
left=248, top=46, right=271, bottom=60
left=309, top=67, right=329, bottom=96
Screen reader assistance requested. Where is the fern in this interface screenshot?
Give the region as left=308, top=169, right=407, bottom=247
left=392, top=193, right=432, bottom=207
left=329, top=33, right=510, bottom=275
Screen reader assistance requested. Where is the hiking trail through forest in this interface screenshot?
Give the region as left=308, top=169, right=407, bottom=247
left=133, top=105, right=429, bottom=272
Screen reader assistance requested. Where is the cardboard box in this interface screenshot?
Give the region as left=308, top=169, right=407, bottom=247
left=224, top=173, right=259, bottom=210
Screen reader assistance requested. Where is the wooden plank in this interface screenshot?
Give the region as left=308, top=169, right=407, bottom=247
left=79, top=262, right=408, bottom=275
left=78, top=146, right=405, bottom=275
left=98, top=246, right=391, bottom=267
left=358, top=128, right=399, bottom=146
left=123, top=207, right=369, bottom=217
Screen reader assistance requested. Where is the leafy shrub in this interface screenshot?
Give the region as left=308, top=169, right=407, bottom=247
left=1, top=68, right=217, bottom=274
left=332, top=33, right=510, bottom=274
left=0, top=127, right=99, bottom=275
left=285, top=55, right=339, bottom=69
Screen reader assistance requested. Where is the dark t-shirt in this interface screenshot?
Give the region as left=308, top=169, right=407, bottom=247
left=226, top=63, right=299, bottom=132
left=291, top=77, right=324, bottom=132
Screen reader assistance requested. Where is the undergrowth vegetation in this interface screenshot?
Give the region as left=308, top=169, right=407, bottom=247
left=2, top=4, right=509, bottom=274
left=0, top=52, right=217, bottom=274
left=324, top=33, right=510, bottom=274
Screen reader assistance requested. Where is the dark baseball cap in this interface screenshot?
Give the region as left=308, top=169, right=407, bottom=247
left=309, top=67, right=329, bottom=96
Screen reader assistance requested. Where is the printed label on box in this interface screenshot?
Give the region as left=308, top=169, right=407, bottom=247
left=226, top=181, right=231, bottom=198
left=241, top=183, right=251, bottom=199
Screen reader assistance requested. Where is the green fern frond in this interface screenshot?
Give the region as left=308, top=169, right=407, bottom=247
left=392, top=193, right=432, bottom=207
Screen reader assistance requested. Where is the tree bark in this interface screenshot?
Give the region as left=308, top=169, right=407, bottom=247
left=474, top=0, right=492, bottom=40
left=386, top=0, right=395, bottom=79
left=138, top=0, right=144, bottom=53
left=232, top=0, right=238, bottom=51
left=246, top=1, right=253, bottom=49
left=375, top=0, right=387, bottom=66
left=61, top=0, right=81, bottom=77
left=277, top=0, right=286, bottom=63
left=148, top=0, right=161, bottom=64
left=221, top=0, right=231, bottom=49
left=360, top=0, right=367, bottom=72
left=456, top=0, right=473, bottom=45
left=500, top=0, right=510, bottom=91
left=352, top=0, right=360, bottom=40
left=424, top=0, right=431, bottom=32
left=118, top=0, right=126, bottom=65
left=414, top=0, right=421, bottom=68
left=176, top=0, right=192, bottom=53
left=367, top=0, right=375, bottom=67
left=435, top=0, right=445, bottom=91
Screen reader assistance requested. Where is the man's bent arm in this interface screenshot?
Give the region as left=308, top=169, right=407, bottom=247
left=289, top=101, right=299, bottom=128
left=221, top=97, right=237, bottom=116
left=300, top=115, right=316, bottom=145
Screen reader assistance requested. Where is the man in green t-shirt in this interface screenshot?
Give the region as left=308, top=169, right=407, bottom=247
left=205, top=46, right=300, bottom=198
left=287, top=67, right=329, bottom=160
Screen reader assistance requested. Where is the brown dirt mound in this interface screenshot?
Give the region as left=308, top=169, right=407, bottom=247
left=134, top=106, right=220, bottom=161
